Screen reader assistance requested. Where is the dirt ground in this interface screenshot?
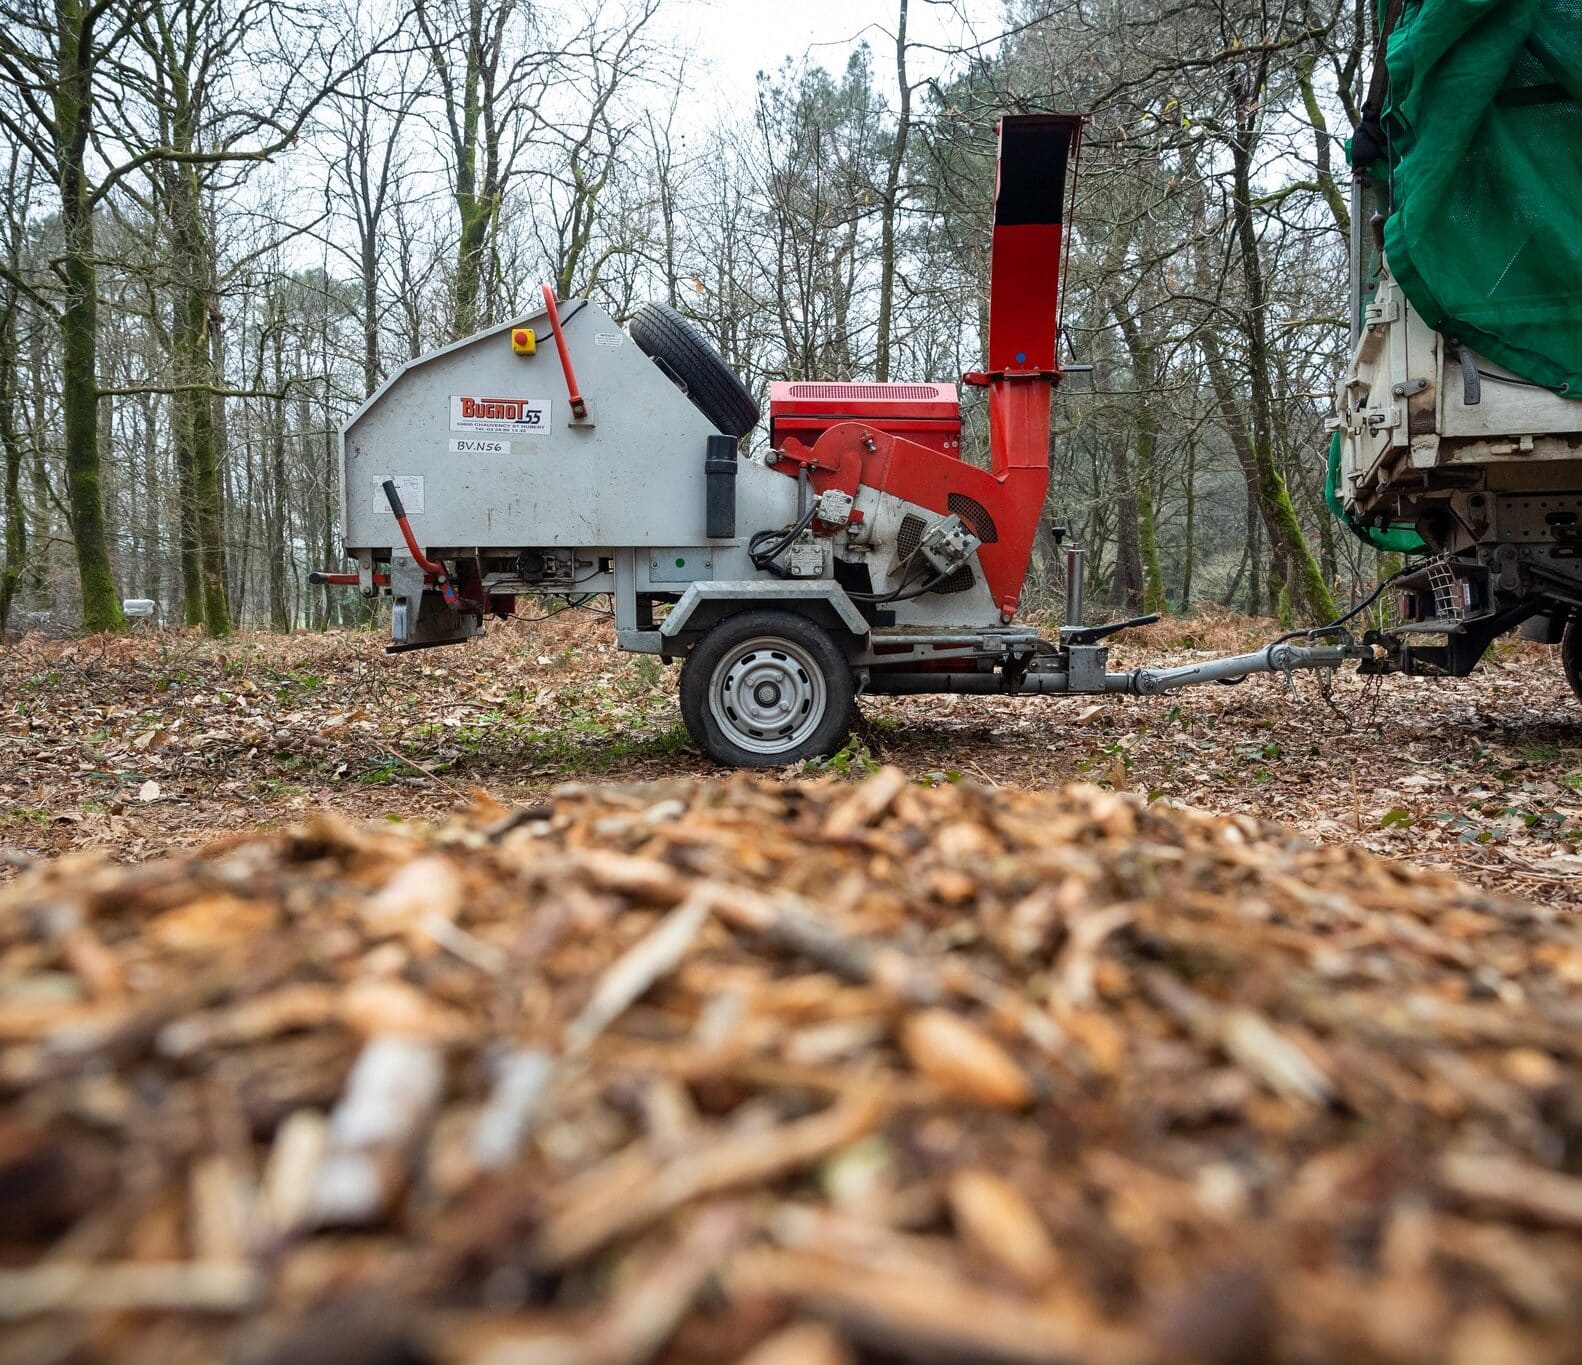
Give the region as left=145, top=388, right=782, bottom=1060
left=3, top=608, right=1580, bottom=908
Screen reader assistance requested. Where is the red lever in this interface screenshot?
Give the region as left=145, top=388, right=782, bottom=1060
left=541, top=284, right=587, bottom=420
left=309, top=571, right=390, bottom=588
left=382, top=480, right=443, bottom=576
left=381, top=479, right=459, bottom=609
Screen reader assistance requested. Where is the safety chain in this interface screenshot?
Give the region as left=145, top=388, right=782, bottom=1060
left=1314, top=666, right=1350, bottom=730
left=1308, top=658, right=1386, bottom=732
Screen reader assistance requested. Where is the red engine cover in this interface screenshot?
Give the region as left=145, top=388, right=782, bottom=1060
left=768, top=381, right=961, bottom=459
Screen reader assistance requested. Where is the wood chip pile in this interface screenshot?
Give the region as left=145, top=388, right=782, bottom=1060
left=2, top=770, right=1581, bottom=1364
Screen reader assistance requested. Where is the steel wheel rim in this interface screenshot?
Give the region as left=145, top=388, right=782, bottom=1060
left=707, top=636, right=827, bottom=756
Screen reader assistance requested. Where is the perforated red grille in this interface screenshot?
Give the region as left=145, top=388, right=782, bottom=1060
left=785, top=383, right=945, bottom=401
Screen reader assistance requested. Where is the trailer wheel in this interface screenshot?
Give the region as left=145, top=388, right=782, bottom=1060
left=1564, top=616, right=1582, bottom=704
left=629, top=302, right=761, bottom=439
left=680, top=610, right=854, bottom=767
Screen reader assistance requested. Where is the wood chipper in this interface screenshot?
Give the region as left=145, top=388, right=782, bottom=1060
left=320, top=114, right=1383, bottom=767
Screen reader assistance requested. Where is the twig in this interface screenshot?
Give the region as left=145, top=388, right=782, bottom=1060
left=563, top=893, right=712, bottom=1055
left=371, top=742, right=474, bottom=801
left=474, top=1204, right=747, bottom=1365
left=0, top=1262, right=261, bottom=1317
left=533, top=1093, right=882, bottom=1268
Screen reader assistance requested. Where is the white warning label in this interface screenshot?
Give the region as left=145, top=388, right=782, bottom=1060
left=449, top=394, right=550, bottom=435
left=374, top=475, right=424, bottom=514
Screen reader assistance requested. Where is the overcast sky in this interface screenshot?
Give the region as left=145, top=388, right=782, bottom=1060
left=655, top=0, right=1014, bottom=114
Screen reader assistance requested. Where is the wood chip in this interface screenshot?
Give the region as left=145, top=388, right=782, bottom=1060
left=947, top=1168, right=1059, bottom=1289
left=899, top=1009, right=1033, bottom=1109
left=2, top=772, right=1579, bottom=1360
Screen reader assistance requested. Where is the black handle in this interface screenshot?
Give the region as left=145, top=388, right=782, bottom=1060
left=382, top=478, right=406, bottom=519
left=1065, top=612, right=1160, bottom=645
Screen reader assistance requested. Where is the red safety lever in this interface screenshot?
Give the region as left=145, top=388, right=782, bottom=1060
left=308, top=570, right=390, bottom=588
left=382, top=479, right=458, bottom=609
left=541, top=284, right=587, bottom=420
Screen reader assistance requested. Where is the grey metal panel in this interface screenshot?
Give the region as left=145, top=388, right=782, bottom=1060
left=342, top=301, right=737, bottom=552
left=660, top=580, right=869, bottom=638
left=646, top=548, right=714, bottom=583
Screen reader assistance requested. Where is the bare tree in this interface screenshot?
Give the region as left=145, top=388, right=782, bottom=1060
left=412, top=0, right=562, bottom=336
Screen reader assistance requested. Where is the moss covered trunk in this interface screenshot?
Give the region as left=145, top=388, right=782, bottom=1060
left=60, top=184, right=122, bottom=632
left=1228, top=118, right=1336, bottom=625
left=0, top=341, right=24, bottom=633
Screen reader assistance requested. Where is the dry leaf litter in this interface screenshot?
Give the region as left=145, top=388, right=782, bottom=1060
left=2, top=770, right=1581, bottom=1364
left=4, top=617, right=1580, bottom=910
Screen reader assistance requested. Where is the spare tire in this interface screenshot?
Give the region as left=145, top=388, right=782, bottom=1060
left=629, top=302, right=760, bottom=439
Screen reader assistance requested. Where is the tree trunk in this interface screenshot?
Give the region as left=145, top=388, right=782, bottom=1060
left=361, top=229, right=381, bottom=397
left=1227, top=110, right=1336, bottom=625
left=166, top=160, right=231, bottom=637
left=53, top=0, right=122, bottom=632
left=209, top=279, right=236, bottom=617
left=140, top=394, right=160, bottom=610
left=1110, top=305, right=1167, bottom=615
left=1180, top=435, right=1196, bottom=611
left=61, top=196, right=122, bottom=632
left=174, top=243, right=230, bottom=636
left=321, top=415, right=336, bottom=629
left=1246, top=482, right=1262, bottom=614
left=1109, top=436, right=1144, bottom=608
left=172, top=378, right=204, bottom=624
left=25, top=322, right=49, bottom=597
left=453, top=140, right=490, bottom=335
left=267, top=328, right=290, bottom=631
left=0, top=340, right=25, bottom=633
left=874, top=0, right=909, bottom=382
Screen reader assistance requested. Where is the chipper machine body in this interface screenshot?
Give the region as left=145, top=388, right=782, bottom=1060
left=328, top=114, right=1367, bottom=766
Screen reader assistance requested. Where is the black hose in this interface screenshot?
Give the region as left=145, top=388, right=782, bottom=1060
left=847, top=564, right=954, bottom=605
left=1268, top=563, right=1416, bottom=647
left=748, top=506, right=818, bottom=574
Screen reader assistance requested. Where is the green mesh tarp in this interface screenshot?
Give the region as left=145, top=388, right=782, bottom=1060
left=1331, top=0, right=1582, bottom=556
left=1379, top=0, right=1582, bottom=397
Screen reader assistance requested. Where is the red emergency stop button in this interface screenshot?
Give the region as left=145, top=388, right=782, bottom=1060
left=511, top=327, right=536, bottom=355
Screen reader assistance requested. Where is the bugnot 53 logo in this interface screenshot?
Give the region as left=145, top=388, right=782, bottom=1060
left=449, top=394, right=550, bottom=435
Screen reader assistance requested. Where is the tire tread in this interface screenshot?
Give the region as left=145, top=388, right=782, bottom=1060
left=629, top=302, right=760, bottom=439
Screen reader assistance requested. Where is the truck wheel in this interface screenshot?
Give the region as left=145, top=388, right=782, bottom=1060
left=680, top=610, right=854, bottom=767
left=1564, top=617, right=1582, bottom=704
left=629, top=302, right=761, bottom=439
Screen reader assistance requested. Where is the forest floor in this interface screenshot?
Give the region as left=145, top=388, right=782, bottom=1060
left=3, top=608, right=1581, bottom=910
